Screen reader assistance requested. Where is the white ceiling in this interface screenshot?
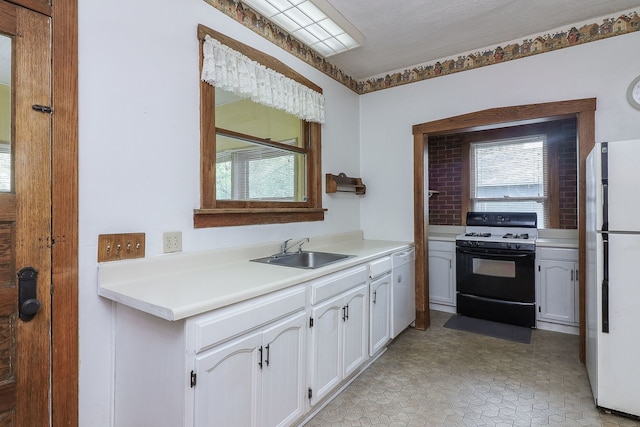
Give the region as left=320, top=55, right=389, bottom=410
left=323, top=0, right=640, bottom=80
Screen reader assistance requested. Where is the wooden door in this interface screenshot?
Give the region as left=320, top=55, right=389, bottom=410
left=0, top=1, right=52, bottom=425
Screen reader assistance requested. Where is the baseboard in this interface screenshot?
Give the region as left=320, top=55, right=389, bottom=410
left=429, top=302, right=456, bottom=314
left=536, top=320, right=579, bottom=335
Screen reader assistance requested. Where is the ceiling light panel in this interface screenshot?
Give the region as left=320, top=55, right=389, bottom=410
left=241, top=0, right=363, bottom=57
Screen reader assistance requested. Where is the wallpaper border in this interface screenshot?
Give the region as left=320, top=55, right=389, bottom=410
left=203, top=1, right=639, bottom=95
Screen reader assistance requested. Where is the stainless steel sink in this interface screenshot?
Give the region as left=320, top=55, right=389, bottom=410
left=251, top=251, right=354, bottom=269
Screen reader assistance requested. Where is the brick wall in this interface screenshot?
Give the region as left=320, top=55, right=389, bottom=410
left=557, top=121, right=578, bottom=229
left=428, top=134, right=463, bottom=226
left=427, top=120, right=577, bottom=229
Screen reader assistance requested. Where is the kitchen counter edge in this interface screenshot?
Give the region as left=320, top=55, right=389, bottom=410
left=98, top=237, right=413, bottom=322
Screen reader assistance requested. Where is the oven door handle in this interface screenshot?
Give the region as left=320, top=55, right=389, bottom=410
left=459, top=293, right=535, bottom=306
left=457, top=248, right=534, bottom=258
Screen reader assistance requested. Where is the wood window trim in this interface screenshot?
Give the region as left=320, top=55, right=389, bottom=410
left=196, top=24, right=325, bottom=228
left=412, top=99, right=595, bottom=366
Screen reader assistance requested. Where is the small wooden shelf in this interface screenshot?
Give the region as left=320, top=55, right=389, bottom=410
left=326, top=173, right=366, bottom=195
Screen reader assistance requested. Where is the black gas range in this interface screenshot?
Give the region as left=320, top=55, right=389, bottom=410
left=455, top=212, right=538, bottom=328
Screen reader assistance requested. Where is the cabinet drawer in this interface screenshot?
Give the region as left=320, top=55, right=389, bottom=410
left=369, top=256, right=391, bottom=278
left=190, top=285, right=306, bottom=353
left=537, top=247, right=578, bottom=262
left=429, top=240, right=455, bottom=252
left=310, top=265, right=368, bottom=305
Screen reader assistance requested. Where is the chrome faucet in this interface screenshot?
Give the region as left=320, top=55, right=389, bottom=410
left=281, top=237, right=309, bottom=254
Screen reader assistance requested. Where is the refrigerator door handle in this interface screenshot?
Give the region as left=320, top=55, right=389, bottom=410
left=601, top=142, right=610, bottom=333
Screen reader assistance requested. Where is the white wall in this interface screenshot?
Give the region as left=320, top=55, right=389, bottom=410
left=359, top=31, right=640, bottom=241
left=77, top=0, right=360, bottom=423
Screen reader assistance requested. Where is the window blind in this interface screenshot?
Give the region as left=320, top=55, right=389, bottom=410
left=217, top=147, right=299, bottom=201
left=470, top=136, right=548, bottom=227
left=0, top=142, right=11, bottom=192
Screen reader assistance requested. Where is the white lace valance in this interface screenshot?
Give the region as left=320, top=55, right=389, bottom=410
left=201, top=35, right=325, bottom=124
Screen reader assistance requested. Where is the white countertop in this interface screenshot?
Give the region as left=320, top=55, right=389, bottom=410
left=98, top=232, right=412, bottom=321
left=535, top=237, right=578, bottom=249
left=536, top=229, right=578, bottom=249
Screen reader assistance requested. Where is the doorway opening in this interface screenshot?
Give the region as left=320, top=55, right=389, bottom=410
left=412, top=98, right=596, bottom=362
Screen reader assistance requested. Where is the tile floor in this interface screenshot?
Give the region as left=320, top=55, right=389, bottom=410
left=305, top=310, right=639, bottom=427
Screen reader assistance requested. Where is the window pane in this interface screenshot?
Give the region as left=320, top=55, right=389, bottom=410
left=215, top=88, right=303, bottom=148
left=216, top=137, right=306, bottom=202
left=0, top=35, right=12, bottom=193
left=470, top=136, right=548, bottom=227
left=248, top=154, right=295, bottom=199
left=473, top=138, right=545, bottom=198
left=215, top=87, right=307, bottom=202
left=216, top=159, right=232, bottom=200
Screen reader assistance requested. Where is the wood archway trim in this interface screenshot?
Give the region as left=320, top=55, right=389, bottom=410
left=412, top=98, right=595, bottom=362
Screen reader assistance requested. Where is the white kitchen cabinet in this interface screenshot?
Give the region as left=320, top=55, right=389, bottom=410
left=342, top=284, right=369, bottom=377
left=428, top=241, right=456, bottom=307
left=110, top=284, right=307, bottom=427
left=536, top=248, right=579, bottom=326
left=369, top=272, right=391, bottom=356
left=308, top=293, right=343, bottom=405
left=194, top=311, right=306, bottom=427
left=107, top=247, right=411, bottom=426
left=308, top=266, right=369, bottom=406
left=193, top=329, right=262, bottom=427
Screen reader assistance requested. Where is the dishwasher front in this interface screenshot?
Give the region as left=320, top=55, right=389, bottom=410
left=391, top=248, right=416, bottom=338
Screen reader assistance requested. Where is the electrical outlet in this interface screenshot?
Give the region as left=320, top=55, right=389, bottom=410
left=163, top=231, right=182, bottom=253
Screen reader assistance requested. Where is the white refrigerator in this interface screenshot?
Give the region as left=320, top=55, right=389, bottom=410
left=586, top=139, right=640, bottom=418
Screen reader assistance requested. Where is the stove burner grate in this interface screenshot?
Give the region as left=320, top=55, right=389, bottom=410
left=503, top=233, right=529, bottom=239
left=465, top=232, right=491, bottom=237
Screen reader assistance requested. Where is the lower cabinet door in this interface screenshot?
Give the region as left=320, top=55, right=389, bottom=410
left=538, top=259, right=577, bottom=325
left=261, top=312, right=307, bottom=427
left=428, top=250, right=455, bottom=305
left=342, top=284, right=369, bottom=378
left=309, top=294, right=343, bottom=406
left=369, top=275, right=390, bottom=356
left=194, top=331, right=263, bottom=427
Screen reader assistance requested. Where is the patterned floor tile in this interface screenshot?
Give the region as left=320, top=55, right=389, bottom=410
left=305, top=311, right=639, bottom=427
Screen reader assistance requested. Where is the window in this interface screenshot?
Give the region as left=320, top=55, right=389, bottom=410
left=196, top=25, right=324, bottom=227
left=214, top=87, right=307, bottom=202
left=0, top=142, right=11, bottom=192
left=470, top=136, right=548, bottom=227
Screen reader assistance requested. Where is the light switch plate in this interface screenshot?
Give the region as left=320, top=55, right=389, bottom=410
left=98, top=233, right=146, bottom=262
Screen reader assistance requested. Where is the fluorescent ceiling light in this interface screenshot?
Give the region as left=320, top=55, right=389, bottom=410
left=242, top=0, right=364, bottom=57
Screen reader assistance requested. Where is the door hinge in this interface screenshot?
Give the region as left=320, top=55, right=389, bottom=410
left=32, top=104, right=53, bottom=114
left=538, top=306, right=541, bottom=313
left=190, top=370, right=197, bottom=388
left=538, top=265, right=541, bottom=272
left=308, top=387, right=312, bottom=399
left=309, top=317, right=314, bottom=328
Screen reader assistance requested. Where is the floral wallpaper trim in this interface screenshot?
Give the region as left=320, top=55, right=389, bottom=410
left=202, top=0, right=639, bottom=95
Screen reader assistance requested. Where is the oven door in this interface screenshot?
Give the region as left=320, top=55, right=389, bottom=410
left=456, top=246, right=535, bottom=302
